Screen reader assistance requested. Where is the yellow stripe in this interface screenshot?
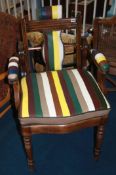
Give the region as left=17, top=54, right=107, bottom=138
left=52, top=71, right=70, bottom=116
left=52, top=6, right=58, bottom=19
left=96, top=56, right=106, bottom=64
left=53, top=31, right=61, bottom=70
left=21, top=77, right=29, bottom=117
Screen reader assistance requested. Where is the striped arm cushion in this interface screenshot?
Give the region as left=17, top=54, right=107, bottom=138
left=19, top=69, right=110, bottom=124
left=37, top=5, right=62, bottom=20
left=43, top=31, right=64, bottom=70
left=8, top=57, right=19, bottom=81
left=91, top=49, right=110, bottom=72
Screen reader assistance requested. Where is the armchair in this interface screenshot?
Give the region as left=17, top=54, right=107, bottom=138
left=0, top=12, right=19, bottom=118
left=9, top=11, right=110, bottom=170
left=93, top=16, right=116, bottom=93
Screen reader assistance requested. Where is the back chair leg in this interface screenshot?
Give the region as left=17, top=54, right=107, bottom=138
left=94, top=125, right=105, bottom=160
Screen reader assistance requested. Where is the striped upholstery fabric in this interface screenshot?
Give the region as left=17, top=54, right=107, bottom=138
left=38, top=5, right=62, bottom=20
left=43, top=31, right=64, bottom=70
left=39, top=5, right=63, bottom=70
left=91, top=49, right=110, bottom=72
left=8, top=57, right=19, bottom=81
left=20, top=69, right=110, bottom=124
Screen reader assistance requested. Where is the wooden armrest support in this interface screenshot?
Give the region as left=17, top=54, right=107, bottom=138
left=0, top=72, right=7, bottom=81
left=12, top=81, right=20, bottom=109
left=81, top=36, right=90, bottom=48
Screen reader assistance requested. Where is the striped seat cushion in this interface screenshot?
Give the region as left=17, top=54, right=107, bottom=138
left=19, top=69, right=110, bottom=125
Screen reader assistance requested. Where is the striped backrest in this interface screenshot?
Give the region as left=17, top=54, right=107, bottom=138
left=27, top=5, right=64, bottom=71
left=38, top=5, right=64, bottom=70
left=43, top=31, right=64, bottom=71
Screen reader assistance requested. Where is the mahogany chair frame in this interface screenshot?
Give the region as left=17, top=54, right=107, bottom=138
left=12, top=15, right=109, bottom=170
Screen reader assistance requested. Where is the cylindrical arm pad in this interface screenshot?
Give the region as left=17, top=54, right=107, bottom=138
left=8, top=56, right=19, bottom=82
left=91, top=49, right=110, bottom=73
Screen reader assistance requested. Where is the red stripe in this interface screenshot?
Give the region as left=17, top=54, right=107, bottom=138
left=78, top=69, right=101, bottom=109
left=26, top=75, right=36, bottom=117
left=47, top=71, right=62, bottom=116
left=44, top=34, right=49, bottom=69
left=58, top=71, right=76, bottom=114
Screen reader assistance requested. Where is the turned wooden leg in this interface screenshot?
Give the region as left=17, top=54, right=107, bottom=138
left=23, top=135, right=34, bottom=170
left=94, top=125, right=105, bottom=160
left=21, top=126, right=34, bottom=170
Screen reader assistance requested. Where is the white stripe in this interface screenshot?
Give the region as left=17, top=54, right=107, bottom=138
left=58, top=5, right=62, bottom=18
left=28, top=47, right=41, bottom=51
left=58, top=0, right=60, bottom=5
left=87, top=71, right=110, bottom=109
left=9, top=57, right=19, bottom=61
left=95, top=53, right=105, bottom=61
left=8, top=62, right=18, bottom=68
left=42, top=45, right=46, bottom=63
left=72, top=69, right=95, bottom=111
left=8, top=74, right=17, bottom=80
left=58, top=31, right=64, bottom=69
left=41, top=73, right=57, bottom=117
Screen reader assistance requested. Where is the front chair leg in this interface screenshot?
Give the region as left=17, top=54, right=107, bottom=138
left=22, top=132, right=34, bottom=170
left=94, top=125, right=105, bottom=160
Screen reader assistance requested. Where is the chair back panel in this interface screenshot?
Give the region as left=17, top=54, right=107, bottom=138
left=43, top=31, right=64, bottom=70
left=93, top=17, right=116, bottom=64
left=22, top=14, right=82, bottom=72
left=0, top=12, right=19, bottom=73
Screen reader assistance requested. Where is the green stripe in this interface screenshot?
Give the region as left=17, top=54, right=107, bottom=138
left=31, top=73, right=43, bottom=117
left=62, top=70, right=82, bottom=114
left=47, top=32, right=54, bottom=70
left=102, top=64, right=110, bottom=72
left=83, top=70, right=107, bottom=109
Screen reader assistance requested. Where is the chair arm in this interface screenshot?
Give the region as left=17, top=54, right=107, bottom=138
left=8, top=56, right=20, bottom=109
left=90, top=49, right=110, bottom=74
left=8, top=56, right=19, bottom=83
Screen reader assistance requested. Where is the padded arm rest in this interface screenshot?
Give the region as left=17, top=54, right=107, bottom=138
left=8, top=56, right=19, bottom=83
left=90, top=49, right=110, bottom=74
left=8, top=57, right=20, bottom=109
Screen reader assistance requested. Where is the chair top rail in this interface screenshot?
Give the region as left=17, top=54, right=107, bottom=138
left=24, top=17, right=81, bottom=32
left=95, top=16, right=116, bottom=25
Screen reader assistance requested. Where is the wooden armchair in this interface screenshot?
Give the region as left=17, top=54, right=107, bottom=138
left=93, top=16, right=116, bottom=93
left=9, top=11, right=110, bottom=170
left=0, top=12, right=19, bottom=118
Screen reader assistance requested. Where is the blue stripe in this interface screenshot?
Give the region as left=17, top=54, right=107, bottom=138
left=8, top=69, right=18, bottom=74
